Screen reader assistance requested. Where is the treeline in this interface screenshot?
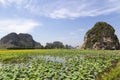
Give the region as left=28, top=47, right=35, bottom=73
left=7, top=41, right=74, bottom=49
left=44, top=41, right=73, bottom=49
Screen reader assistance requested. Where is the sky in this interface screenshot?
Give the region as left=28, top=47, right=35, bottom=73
left=0, top=0, right=120, bottom=47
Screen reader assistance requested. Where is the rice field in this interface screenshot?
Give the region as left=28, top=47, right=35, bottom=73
left=0, top=49, right=120, bottom=80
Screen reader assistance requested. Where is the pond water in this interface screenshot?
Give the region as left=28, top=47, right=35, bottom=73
left=44, top=55, right=66, bottom=63
left=31, top=55, right=66, bottom=63
left=0, top=55, right=86, bottom=69
left=0, top=55, right=66, bottom=68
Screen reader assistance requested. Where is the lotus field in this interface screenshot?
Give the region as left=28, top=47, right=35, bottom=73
left=0, top=49, right=120, bottom=80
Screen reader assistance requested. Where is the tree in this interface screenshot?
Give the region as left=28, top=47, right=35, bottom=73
left=65, top=44, right=69, bottom=49
left=53, top=41, right=64, bottom=49
left=65, top=44, right=74, bottom=49
left=45, top=41, right=64, bottom=49
left=45, top=43, right=54, bottom=49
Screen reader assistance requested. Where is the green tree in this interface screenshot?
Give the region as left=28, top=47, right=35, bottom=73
left=53, top=41, right=64, bottom=49
left=45, top=43, right=54, bottom=49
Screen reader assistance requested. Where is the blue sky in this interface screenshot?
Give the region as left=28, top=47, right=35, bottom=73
left=0, top=0, right=120, bottom=46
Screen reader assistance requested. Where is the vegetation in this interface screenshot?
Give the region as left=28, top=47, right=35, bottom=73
left=45, top=41, right=72, bottom=49
left=87, top=22, right=115, bottom=36
left=0, top=49, right=120, bottom=79
left=0, top=33, right=42, bottom=49
left=82, top=22, right=120, bottom=50
left=97, top=61, right=120, bottom=80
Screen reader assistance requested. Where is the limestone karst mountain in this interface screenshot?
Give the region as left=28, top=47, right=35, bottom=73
left=0, top=33, right=42, bottom=49
left=82, top=22, right=120, bottom=50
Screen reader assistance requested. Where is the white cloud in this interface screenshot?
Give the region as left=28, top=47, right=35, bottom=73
left=0, top=0, right=31, bottom=9
left=27, top=0, right=120, bottom=19
left=0, top=0, right=120, bottom=19
left=0, top=0, right=6, bottom=4
left=0, top=0, right=24, bottom=5
left=0, top=18, right=41, bottom=34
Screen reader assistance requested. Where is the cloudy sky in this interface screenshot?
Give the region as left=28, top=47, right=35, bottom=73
left=0, top=0, right=120, bottom=46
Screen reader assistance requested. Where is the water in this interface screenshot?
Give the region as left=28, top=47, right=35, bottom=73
left=31, top=55, right=66, bottom=63
left=0, top=55, right=86, bottom=69
left=45, top=55, right=66, bottom=63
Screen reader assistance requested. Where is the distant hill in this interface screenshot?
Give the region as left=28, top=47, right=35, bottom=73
left=0, top=33, right=42, bottom=49
left=82, top=22, right=120, bottom=50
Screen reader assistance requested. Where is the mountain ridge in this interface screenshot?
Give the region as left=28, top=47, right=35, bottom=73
left=81, top=22, right=120, bottom=50
left=0, top=32, right=42, bottom=49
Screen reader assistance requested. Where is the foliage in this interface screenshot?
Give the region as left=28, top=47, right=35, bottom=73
left=0, top=50, right=120, bottom=79
left=82, top=22, right=120, bottom=50
left=97, top=59, right=120, bottom=80
left=45, top=41, right=71, bottom=49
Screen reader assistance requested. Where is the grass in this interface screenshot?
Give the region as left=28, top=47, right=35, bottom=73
left=96, top=59, right=120, bottom=80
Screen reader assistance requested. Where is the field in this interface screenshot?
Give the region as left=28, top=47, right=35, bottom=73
left=0, top=49, right=120, bottom=80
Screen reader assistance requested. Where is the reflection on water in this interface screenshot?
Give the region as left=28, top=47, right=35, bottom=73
left=32, top=55, right=66, bottom=63
left=45, top=55, right=66, bottom=63
left=0, top=55, right=86, bottom=69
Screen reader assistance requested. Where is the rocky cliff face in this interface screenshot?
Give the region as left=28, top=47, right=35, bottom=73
left=0, top=33, right=42, bottom=49
left=82, top=22, right=120, bottom=50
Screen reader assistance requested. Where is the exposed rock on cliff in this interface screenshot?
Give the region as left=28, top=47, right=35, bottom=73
left=0, top=33, right=42, bottom=49
left=82, top=22, right=120, bottom=50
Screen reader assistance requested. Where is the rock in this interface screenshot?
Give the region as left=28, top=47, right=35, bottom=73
left=0, top=32, right=42, bottom=49
left=81, top=22, right=120, bottom=50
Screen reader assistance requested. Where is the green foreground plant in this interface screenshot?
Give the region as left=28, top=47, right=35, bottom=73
left=0, top=50, right=120, bottom=80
